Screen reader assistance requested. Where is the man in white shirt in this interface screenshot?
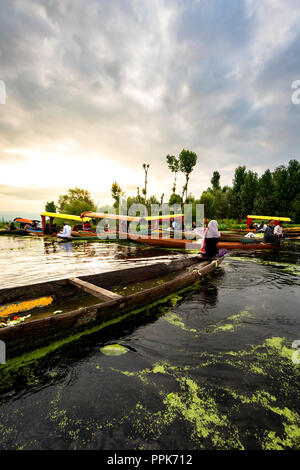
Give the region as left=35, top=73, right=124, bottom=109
left=57, top=223, right=72, bottom=238
left=274, top=221, right=283, bottom=237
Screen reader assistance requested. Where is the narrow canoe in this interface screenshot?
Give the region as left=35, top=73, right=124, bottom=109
left=56, top=232, right=276, bottom=250
left=0, top=255, right=224, bottom=359
left=0, top=229, right=30, bottom=236
left=118, top=232, right=276, bottom=251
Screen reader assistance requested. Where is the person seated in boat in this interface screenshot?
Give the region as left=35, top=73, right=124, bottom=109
left=256, top=222, right=267, bottom=232
left=44, top=223, right=52, bottom=235
left=9, top=222, right=15, bottom=230
left=24, top=223, right=33, bottom=230
left=57, top=222, right=72, bottom=238
left=4, top=223, right=9, bottom=230
left=200, top=220, right=221, bottom=259
left=83, top=221, right=92, bottom=231
left=172, top=219, right=178, bottom=231
left=192, top=220, right=197, bottom=230
left=104, top=223, right=110, bottom=232
left=51, top=223, right=59, bottom=233
left=274, top=221, right=285, bottom=239
left=263, top=220, right=281, bottom=246
left=249, top=222, right=255, bottom=229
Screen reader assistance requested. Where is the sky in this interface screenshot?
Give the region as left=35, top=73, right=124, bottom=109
left=0, top=0, right=300, bottom=220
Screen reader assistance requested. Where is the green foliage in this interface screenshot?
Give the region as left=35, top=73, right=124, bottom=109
left=211, top=171, right=221, bottom=191
left=197, top=160, right=299, bottom=223
left=45, top=201, right=57, bottom=213
left=166, top=154, right=180, bottom=193
left=57, top=187, right=96, bottom=216
left=111, top=182, right=125, bottom=209
left=169, top=193, right=182, bottom=205
left=179, top=149, right=198, bottom=201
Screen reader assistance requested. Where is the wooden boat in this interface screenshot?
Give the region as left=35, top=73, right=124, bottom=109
left=0, top=229, right=30, bottom=236
left=57, top=230, right=276, bottom=250
left=0, top=255, right=224, bottom=359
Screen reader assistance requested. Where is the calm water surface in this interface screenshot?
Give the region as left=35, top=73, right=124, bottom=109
left=0, top=236, right=299, bottom=450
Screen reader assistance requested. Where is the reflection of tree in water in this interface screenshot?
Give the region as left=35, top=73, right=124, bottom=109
left=43, top=240, right=57, bottom=254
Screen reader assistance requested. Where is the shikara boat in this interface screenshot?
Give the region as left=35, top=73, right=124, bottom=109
left=56, top=230, right=275, bottom=250
left=0, top=229, right=29, bottom=236
left=0, top=255, right=224, bottom=359
left=122, top=233, right=276, bottom=251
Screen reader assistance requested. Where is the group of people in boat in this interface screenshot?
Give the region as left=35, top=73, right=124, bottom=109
left=4, top=220, right=41, bottom=231
left=198, top=218, right=285, bottom=259
left=263, top=220, right=285, bottom=247
left=248, top=219, right=285, bottom=246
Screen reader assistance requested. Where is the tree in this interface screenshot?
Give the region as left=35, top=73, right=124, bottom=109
left=253, top=169, right=276, bottom=215
left=166, top=155, right=180, bottom=194
left=272, top=165, right=290, bottom=215
left=58, top=187, right=96, bottom=216
left=199, top=190, right=215, bottom=219
left=211, top=171, right=221, bottom=191
left=111, top=182, right=125, bottom=209
left=169, top=193, right=182, bottom=205
left=231, top=166, right=247, bottom=221
left=45, top=201, right=57, bottom=213
left=142, top=163, right=150, bottom=202
left=179, top=149, right=198, bottom=202
left=239, top=170, right=258, bottom=216
left=287, top=159, right=300, bottom=202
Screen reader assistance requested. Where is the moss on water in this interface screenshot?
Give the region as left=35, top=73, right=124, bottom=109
left=163, top=312, right=197, bottom=332
left=100, top=344, right=129, bottom=356
left=0, top=332, right=299, bottom=449
left=101, top=334, right=300, bottom=449
left=0, top=285, right=202, bottom=393
left=162, top=307, right=253, bottom=336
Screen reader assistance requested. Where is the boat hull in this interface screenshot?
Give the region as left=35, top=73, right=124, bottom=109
left=0, top=256, right=224, bottom=358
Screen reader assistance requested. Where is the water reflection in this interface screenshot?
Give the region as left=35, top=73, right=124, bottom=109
left=0, top=236, right=186, bottom=288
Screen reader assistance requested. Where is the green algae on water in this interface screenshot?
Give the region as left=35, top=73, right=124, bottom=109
left=100, top=344, right=129, bottom=356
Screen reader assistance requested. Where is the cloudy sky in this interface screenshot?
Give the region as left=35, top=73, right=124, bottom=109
left=0, top=0, right=299, bottom=219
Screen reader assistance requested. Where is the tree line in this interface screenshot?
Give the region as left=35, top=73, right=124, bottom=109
left=45, top=152, right=300, bottom=223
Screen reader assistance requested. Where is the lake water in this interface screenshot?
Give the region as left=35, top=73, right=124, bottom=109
left=0, top=236, right=299, bottom=450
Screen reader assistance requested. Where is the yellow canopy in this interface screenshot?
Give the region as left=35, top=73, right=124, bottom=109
left=81, top=211, right=184, bottom=222
left=247, top=215, right=291, bottom=222
left=41, top=212, right=92, bottom=222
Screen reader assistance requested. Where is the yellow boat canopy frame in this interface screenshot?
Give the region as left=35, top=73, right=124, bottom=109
left=247, top=215, right=291, bottom=228
left=41, top=212, right=92, bottom=222
left=41, top=212, right=92, bottom=231
left=81, top=211, right=184, bottom=223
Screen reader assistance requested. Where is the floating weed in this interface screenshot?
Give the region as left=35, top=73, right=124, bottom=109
left=210, top=308, right=253, bottom=334
left=163, top=307, right=253, bottom=336
left=231, top=256, right=300, bottom=277
left=163, top=312, right=197, bottom=333
left=100, top=344, right=129, bottom=356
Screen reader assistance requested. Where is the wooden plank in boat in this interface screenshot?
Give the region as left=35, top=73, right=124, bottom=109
left=69, top=277, right=122, bottom=301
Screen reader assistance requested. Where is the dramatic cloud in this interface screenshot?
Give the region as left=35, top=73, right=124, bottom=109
left=0, top=0, right=299, bottom=217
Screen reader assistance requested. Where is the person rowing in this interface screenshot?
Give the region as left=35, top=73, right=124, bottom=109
left=263, top=220, right=281, bottom=247
left=200, top=220, right=226, bottom=259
